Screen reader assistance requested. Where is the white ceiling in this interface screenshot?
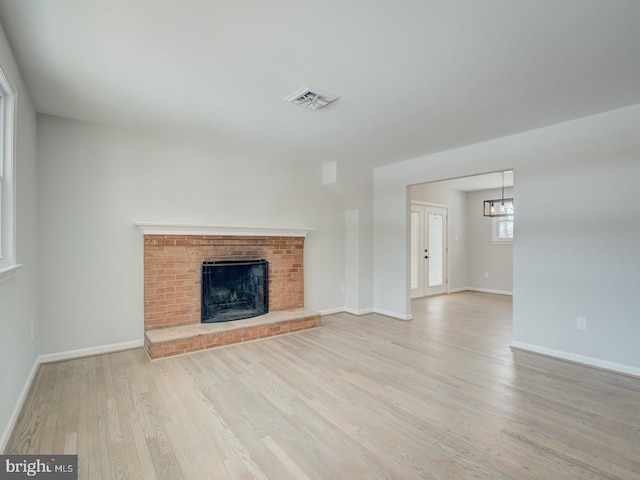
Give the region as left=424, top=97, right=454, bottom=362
left=1, top=0, right=639, bottom=168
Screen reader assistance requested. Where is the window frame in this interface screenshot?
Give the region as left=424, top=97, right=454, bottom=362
left=0, top=65, right=19, bottom=283
left=491, top=215, right=515, bottom=244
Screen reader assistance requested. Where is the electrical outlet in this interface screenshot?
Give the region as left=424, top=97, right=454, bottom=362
left=484, top=272, right=489, bottom=279
left=576, top=316, right=587, bottom=330
left=340, top=284, right=345, bottom=292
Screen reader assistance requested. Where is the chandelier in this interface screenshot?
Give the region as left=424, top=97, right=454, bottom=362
left=483, top=171, right=514, bottom=217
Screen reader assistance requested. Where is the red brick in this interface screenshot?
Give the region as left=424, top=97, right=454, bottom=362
left=143, top=234, right=305, bottom=330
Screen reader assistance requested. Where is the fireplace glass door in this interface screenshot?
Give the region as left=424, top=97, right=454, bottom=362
left=201, top=259, right=268, bottom=323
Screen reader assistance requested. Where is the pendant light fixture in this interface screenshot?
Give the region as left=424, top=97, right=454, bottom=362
left=483, top=171, right=514, bottom=217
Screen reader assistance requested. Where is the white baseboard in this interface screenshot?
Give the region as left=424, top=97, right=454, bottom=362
left=317, top=307, right=345, bottom=316
left=318, top=307, right=375, bottom=316
left=1, top=357, right=40, bottom=453
left=510, top=341, right=640, bottom=378
left=344, top=307, right=374, bottom=316
left=318, top=306, right=410, bottom=320
left=38, top=339, right=144, bottom=364
left=450, top=287, right=513, bottom=296
left=373, top=308, right=412, bottom=321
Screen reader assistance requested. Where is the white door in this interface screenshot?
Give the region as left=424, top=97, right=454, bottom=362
left=411, top=204, right=448, bottom=298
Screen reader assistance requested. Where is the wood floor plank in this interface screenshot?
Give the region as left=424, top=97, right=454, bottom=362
left=5, top=292, right=640, bottom=479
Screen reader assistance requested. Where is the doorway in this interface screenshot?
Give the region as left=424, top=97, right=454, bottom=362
left=410, top=203, right=448, bottom=298
left=408, top=171, right=514, bottom=302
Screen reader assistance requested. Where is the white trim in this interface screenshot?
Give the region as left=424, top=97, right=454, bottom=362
left=411, top=200, right=450, bottom=209
left=373, top=308, right=413, bottom=321
left=318, top=307, right=376, bottom=316
left=0, top=263, right=22, bottom=285
left=344, top=307, right=375, bottom=316
left=510, top=341, right=640, bottom=378
left=135, top=222, right=313, bottom=237
left=448, top=287, right=469, bottom=294
left=0, top=68, right=17, bottom=272
left=449, top=287, right=513, bottom=296
left=320, top=306, right=414, bottom=320
left=0, top=357, right=39, bottom=452
left=38, top=339, right=144, bottom=364
left=318, top=307, right=345, bottom=316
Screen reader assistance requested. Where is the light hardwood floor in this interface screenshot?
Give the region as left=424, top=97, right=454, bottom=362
left=7, top=292, right=640, bottom=479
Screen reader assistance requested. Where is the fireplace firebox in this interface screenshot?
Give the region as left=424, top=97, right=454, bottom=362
left=201, top=259, right=268, bottom=323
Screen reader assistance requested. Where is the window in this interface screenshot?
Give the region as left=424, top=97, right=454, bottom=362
left=492, top=202, right=514, bottom=243
left=0, top=65, right=17, bottom=279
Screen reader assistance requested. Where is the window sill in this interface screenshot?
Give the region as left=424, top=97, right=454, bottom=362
left=0, top=264, right=23, bottom=285
left=491, top=240, right=513, bottom=245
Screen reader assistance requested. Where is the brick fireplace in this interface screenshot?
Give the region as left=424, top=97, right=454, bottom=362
left=137, top=224, right=320, bottom=359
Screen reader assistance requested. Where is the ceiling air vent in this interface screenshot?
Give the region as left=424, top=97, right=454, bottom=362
left=284, top=84, right=339, bottom=110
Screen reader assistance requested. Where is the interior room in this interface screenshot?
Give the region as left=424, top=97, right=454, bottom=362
left=409, top=171, right=515, bottom=298
left=0, top=1, right=639, bottom=478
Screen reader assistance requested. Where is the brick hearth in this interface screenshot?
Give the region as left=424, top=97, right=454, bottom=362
left=144, top=308, right=320, bottom=359
left=139, top=228, right=319, bottom=359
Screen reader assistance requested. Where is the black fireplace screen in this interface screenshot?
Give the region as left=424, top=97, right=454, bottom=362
left=201, top=259, right=268, bottom=323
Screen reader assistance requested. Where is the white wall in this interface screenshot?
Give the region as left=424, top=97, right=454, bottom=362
left=0, top=25, right=38, bottom=450
left=466, top=187, right=513, bottom=293
left=338, top=162, right=373, bottom=314
left=374, top=105, right=640, bottom=371
left=37, top=116, right=374, bottom=355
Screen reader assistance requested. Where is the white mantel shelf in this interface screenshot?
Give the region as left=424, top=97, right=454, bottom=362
left=134, top=222, right=313, bottom=238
